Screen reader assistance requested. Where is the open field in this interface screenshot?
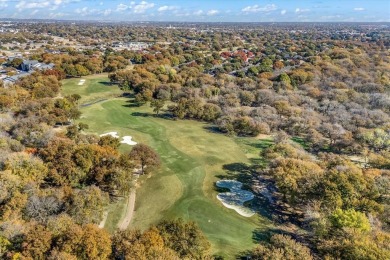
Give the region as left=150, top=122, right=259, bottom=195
left=62, top=75, right=274, bottom=258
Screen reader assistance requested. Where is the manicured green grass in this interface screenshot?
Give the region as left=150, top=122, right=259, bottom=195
left=104, top=197, right=127, bottom=232
left=62, top=74, right=122, bottom=105
left=62, top=75, right=274, bottom=258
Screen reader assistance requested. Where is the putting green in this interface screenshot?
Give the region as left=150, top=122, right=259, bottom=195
left=62, top=75, right=273, bottom=258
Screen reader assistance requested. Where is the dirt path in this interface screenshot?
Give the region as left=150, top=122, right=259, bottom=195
left=117, top=190, right=136, bottom=230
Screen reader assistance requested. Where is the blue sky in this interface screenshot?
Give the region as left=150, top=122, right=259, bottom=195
left=0, top=0, right=389, bottom=22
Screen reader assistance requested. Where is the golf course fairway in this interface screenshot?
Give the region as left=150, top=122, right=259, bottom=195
left=62, top=75, right=273, bottom=258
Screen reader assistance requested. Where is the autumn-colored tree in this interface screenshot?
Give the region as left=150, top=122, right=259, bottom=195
left=250, top=234, right=313, bottom=260
left=21, top=224, right=53, bottom=259
left=79, top=224, right=112, bottom=260
left=273, top=60, right=285, bottom=70
left=0, top=95, right=13, bottom=111
left=112, top=228, right=179, bottom=260
left=156, top=219, right=211, bottom=259
left=10, top=58, right=23, bottom=68
left=129, top=144, right=160, bottom=174
left=269, top=158, right=324, bottom=204
left=67, top=186, right=109, bottom=225
left=98, top=135, right=121, bottom=149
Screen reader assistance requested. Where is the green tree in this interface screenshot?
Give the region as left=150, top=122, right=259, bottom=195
left=0, top=236, right=10, bottom=258
left=75, top=64, right=90, bottom=77
left=362, top=128, right=390, bottom=152
left=150, top=99, right=165, bottom=115
left=330, top=208, right=371, bottom=232
left=279, top=72, right=292, bottom=86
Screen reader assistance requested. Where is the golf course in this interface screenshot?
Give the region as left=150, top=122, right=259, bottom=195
left=62, top=74, right=274, bottom=258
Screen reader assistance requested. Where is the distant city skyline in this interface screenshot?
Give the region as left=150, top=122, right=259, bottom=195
left=0, top=0, right=389, bottom=22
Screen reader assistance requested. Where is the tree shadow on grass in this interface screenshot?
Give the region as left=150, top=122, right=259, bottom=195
left=122, top=99, right=141, bottom=108
left=131, top=112, right=150, bottom=117
left=235, top=226, right=313, bottom=259
left=203, top=125, right=223, bottom=134
left=252, top=226, right=303, bottom=244
left=130, top=111, right=174, bottom=120
left=98, top=81, right=115, bottom=86
left=248, top=139, right=274, bottom=150
left=218, top=162, right=256, bottom=186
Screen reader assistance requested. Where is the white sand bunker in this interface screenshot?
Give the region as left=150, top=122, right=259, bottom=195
left=121, top=136, right=137, bottom=145
left=99, top=132, right=137, bottom=146
left=216, top=180, right=255, bottom=217
left=100, top=132, right=120, bottom=138
left=78, top=79, right=86, bottom=85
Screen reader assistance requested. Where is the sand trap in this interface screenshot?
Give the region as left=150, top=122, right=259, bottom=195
left=216, top=180, right=255, bottom=217
left=100, top=132, right=137, bottom=146
left=100, top=132, right=120, bottom=138
left=121, top=136, right=137, bottom=145
left=77, top=79, right=86, bottom=85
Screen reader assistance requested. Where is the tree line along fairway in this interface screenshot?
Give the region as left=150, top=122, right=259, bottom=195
left=61, top=74, right=273, bottom=258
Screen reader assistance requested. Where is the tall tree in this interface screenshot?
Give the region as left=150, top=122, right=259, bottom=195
left=129, top=144, right=161, bottom=174
left=150, top=99, right=165, bottom=115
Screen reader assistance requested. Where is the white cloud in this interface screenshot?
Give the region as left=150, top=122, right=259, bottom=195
left=158, top=5, right=178, bottom=12
left=0, top=0, right=8, bottom=8
left=132, top=1, right=155, bottom=13
left=193, top=10, right=204, bottom=16
left=75, top=6, right=88, bottom=15
left=103, top=8, right=112, bottom=16
left=207, top=9, right=219, bottom=16
left=281, top=9, right=287, bottom=15
left=15, top=0, right=79, bottom=11
left=354, top=7, right=365, bottom=11
left=16, top=1, right=50, bottom=10
left=242, top=4, right=277, bottom=13
left=116, top=3, right=128, bottom=11
left=295, top=8, right=310, bottom=13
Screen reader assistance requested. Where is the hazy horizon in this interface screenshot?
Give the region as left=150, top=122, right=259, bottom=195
left=0, top=0, right=389, bottom=23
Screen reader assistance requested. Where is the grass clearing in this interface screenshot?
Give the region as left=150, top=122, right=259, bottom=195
left=61, top=74, right=122, bottom=105
left=62, top=75, right=274, bottom=258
